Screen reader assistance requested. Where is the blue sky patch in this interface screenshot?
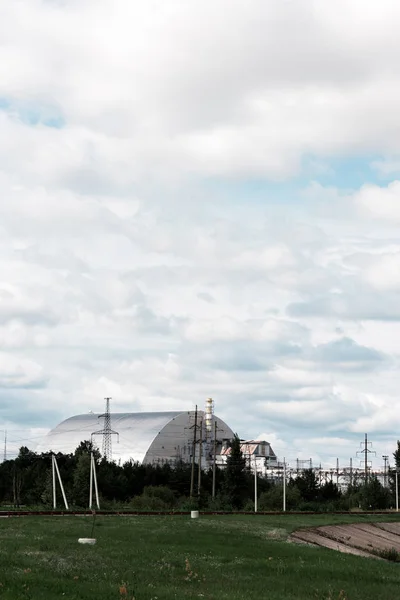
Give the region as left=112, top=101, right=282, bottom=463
left=0, top=96, right=65, bottom=129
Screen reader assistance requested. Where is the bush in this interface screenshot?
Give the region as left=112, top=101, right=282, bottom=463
left=258, top=485, right=301, bottom=511
left=177, top=497, right=200, bottom=511
left=243, top=499, right=255, bottom=512
left=374, top=547, right=400, bottom=562
left=206, top=494, right=234, bottom=512
left=297, top=501, right=325, bottom=512
left=130, top=485, right=177, bottom=511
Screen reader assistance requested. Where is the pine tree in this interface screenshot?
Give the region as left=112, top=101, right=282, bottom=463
left=388, top=440, right=400, bottom=506
left=223, top=434, right=248, bottom=509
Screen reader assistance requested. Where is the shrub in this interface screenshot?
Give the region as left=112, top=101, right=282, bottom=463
left=243, top=499, right=255, bottom=512
left=374, top=547, right=400, bottom=562
left=130, top=485, right=177, bottom=511
left=258, top=485, right=301, bottom=511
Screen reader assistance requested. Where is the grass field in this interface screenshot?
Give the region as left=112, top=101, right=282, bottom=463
left=1, top=514, right=400, bottom=600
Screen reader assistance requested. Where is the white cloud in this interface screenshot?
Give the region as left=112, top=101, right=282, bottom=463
left=354, top=181, right=400, bottom=222
left=1, top=1, right=400, bottom=182
left=0, top=353, right=46, bottom=389
left=2, top=0, right=400, bottom=468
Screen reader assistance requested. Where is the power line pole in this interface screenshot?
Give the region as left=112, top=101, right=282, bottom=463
left=52, top=451, right=56, bottom=509
left=382, top=455, right=389, bottom=488
left=283, top=458, right=286, bottom=512
left=52, top=454, right=69, bottom=510
left=190, top=406, right=198, bottom=498
left=3, top=429, right=6, bottom=463
left=89, top=452, right=100, bottom=509
left=356, top=433, right=375, bottom=482
left=350, top=457, right=353, bottom=488
left=212, top=420, right=217, bottom=499
left=198, top=420, right=203, bottom=497
left=91, top=397, right=119, bottom=461
left=254, top=454, right=258, bottom=513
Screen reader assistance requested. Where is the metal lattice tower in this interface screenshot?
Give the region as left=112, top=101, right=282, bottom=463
left=91, top=398, right=119, bottom=461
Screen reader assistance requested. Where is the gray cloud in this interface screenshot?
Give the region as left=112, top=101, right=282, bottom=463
left=311, top=337, right=386, bottom=369
left=287, top=292, right=400, bottom=322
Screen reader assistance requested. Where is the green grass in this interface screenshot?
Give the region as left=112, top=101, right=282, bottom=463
left=1, top=514, right=400, bottom=599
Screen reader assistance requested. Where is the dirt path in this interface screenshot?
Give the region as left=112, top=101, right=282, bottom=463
left=290, top=522, right=400, bottom=559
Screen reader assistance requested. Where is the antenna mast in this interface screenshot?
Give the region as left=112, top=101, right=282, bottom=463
left=91, top=397, right=119, bottom=461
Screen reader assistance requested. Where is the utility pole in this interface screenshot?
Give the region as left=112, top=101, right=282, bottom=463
left=3, top=429, right=6, bottom=463
left=190, top=406, right=198, bottom=498
left=89, top=452, right=100, bottom=509
left=91, top=397, right=119, bottom=462
left=198, top=420, right=203, bottom=497
left=212, top=420, right=217, bottom=499
left=350, top=457, right=353, bottom=488
left=283, top=458, right=286, bottom=512
left=382, top=455, right=389, bottom=488
left=396, top=470, right=399, bottom=513
left=254, top=454, right=258, bottom=513
left=52, top=452, right=56, bottom=509
left=52, top=454, right=69, bottom=510
left=336, top=458, right=339, bottom=486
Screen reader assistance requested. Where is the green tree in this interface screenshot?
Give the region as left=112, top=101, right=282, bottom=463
left=360, top=475, right=389, bottom=510
left=387, top=440, right=400, bottom=507
left=258, top=484, right=301, bottom=511
left=72, top=452, right=91, bottom=507
left=318, top=481, right=341, bottom=503
left=223, top=434, right=248, bottom=509
left=293, top=469, right=319, bottom=502
left=74, top=440, right=101, bottom=461
left=393, top=441, right=400, bottom=469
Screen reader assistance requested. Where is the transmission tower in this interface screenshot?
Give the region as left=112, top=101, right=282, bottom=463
left=356, top=433, right=376, bottom=481
left=382, top=455, right=389, bottom=488
left=91, top=398, right=119, bottom=461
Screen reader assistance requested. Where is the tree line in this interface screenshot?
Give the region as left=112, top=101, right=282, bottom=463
left=0, top=436, right=399, bottom=512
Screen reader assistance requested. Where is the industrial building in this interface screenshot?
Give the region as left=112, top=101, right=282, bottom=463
left=219, top=439, right=278, bottom=475
left=36, top=406, right=235, bottom=466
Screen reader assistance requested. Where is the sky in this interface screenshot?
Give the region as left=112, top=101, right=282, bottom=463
left=1, top=0, right=400, bottom=469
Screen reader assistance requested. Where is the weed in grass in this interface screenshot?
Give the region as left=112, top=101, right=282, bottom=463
left=119, top=581, right=136, bottom=599
left=317, top=590, right=348, bottom=600
left=184, top=557, right=198, bottom=581
left=374, top=547, right=400, bottom=562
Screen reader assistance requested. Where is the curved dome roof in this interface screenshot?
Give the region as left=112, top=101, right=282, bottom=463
left=36, top=411, right=234, bottom=465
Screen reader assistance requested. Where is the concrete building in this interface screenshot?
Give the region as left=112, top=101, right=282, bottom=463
left=219, top=439, right=278, bottom=474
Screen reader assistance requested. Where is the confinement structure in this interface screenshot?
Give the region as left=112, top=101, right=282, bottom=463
left=36, top=411, right=235, bottom=465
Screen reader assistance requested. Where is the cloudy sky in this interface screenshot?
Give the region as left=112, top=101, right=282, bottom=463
left=2, top=0, right=400, bottom=468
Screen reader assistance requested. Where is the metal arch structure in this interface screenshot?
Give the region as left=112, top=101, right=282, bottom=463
left=35, top=410, right=235, bottom=466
